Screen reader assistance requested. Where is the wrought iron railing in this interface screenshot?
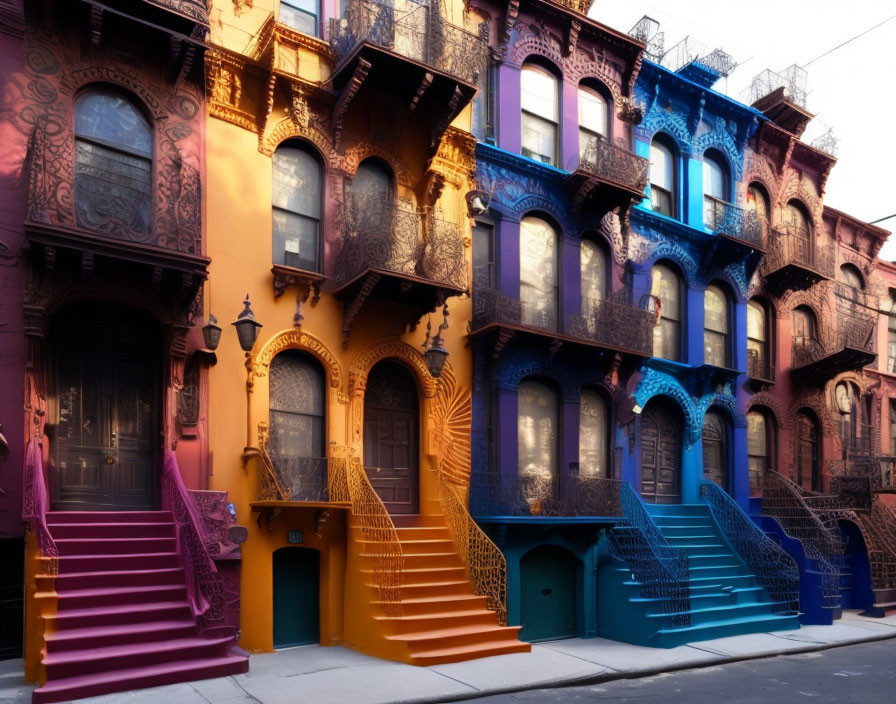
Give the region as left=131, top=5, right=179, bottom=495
left=761, top=224, right=835, bottom=279
left=567, top=290, right=655, bottom=355
left=329, top=0, right=488, bottom=84
left=335, top=194, right=466, bottom=290
left=22, top=437, right=58, bottom=576
left=700, top=481, right=799, bottom=613
left=161, top=450, right=227, bottom=633
left=338, top=447, right=404, bottom=616
left=761, top=471, right=844, bottom=608
left=791, top=310, right=876, bottom=369
left=834, top=282, right=879, bottom=312
left=145, top=0, right=210, bottom=25
left=829, top=457, right=895, bottom=493
left=576, top=139, right=648, bottom=192
left=438, top=474, right=507, bottom=624
left=469, top=472, right=623, bottom=518
left=608, top=484, right=691, bottom=628
left=858, top=499, right=896, bottom=591
left=703, top=197, right=765, bottom=248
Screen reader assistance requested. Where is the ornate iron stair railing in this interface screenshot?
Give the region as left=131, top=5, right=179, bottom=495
left=700, top=481, right=799, bottom=614
left=22, top=437, right=58, bottom=576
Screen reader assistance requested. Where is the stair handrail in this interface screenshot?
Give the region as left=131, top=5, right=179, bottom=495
left=860, top=499, right=896, bottom=591
left=257, top=423, right=288, bottom=501
left=161, top=450, right=227, bottom=632
left=437, top=471, right=508, bottom=625
left=761, top=471, right=845, bottom=608
left=699, top=481, right=800, bottom=614
left=21, top=437, right=58, bottom=575
left=338, top=446, right=404, bottom=617
left=608, top=483, right=691, bottom=626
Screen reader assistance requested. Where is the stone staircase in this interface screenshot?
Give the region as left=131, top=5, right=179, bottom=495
left=349, top=513, right=528, bottom=665
left=31, top=511, right=247, bottom=704
left=600, top=504, right=800, bottom=648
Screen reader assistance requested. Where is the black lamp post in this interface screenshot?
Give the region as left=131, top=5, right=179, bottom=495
left=422, top=305, right=450, bottom=378
left=232, top=294, right=263, bottom=352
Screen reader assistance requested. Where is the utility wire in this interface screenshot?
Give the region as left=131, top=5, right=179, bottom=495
left=801, top=13, right=896, bottom=68
left=869, top=213, right=896, bottom=225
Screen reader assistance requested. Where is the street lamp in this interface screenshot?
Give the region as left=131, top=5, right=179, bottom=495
left=422, top=305, right=450, bottom=379
left=202, top=313, right=222, bottom=351
left=232, top=294, right=263, bottom=352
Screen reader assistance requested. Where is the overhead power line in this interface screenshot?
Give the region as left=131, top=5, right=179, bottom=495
left=801, top=13, right=896, bottom=68
left=869, top=213, right=896, bottom=225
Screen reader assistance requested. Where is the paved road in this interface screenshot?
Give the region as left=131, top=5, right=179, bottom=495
left=470, top=640, right=896, bottom=704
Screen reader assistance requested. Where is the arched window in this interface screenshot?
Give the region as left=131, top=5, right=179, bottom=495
left=74, top=89, right=152, bottom=235
left=580, top=237, right=607, bottom=333
left=785, top=201, right=813, bottom=264
left=518, top=379, right=558, bottom=485
left=796, top=410, right=821, bottom=492
left=836, top=381, right=872, bottom=456
left=269, top=350, right=326, bottom=499
left=353, top=158, right=393, bottom=197
left=792, top=306, right=818, bottom=364
left=651, top=263, right=682, bottom=361
left=746, top=183, right=770, bottom=239
left=704, top=284, right=730, bottom=368
left=649, top=137, right=675, bottom=217
left=747, top=299, right=773, bottom=380
left=747, top=410, right=774, bottom=495
left=702, top=409, right=728, bottom=491
left=521, top=63, right=559, bottom=166
left=273, top=143, right=322, bottom=272
left=839, top=264, right=864, bottom=305
left=579, top=389, right=608, bottom=477
left=280, top=0, right=319, bottom=35
left=578, top=84, right=608, bottom=161
left=520, top=216, right=558, bottom=330
left=703, top=151, right=729, bottom=229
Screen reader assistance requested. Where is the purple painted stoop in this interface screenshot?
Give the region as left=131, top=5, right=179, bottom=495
left=32, top=511, right=248, bottom=704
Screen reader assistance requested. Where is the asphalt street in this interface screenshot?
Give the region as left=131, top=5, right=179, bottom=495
left=468, top=639, right=896, bottom=703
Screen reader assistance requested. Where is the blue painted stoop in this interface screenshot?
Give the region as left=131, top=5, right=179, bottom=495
left=598, top=504, right=801, bottom=648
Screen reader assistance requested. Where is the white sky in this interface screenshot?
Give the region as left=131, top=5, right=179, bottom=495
left=587, top=2, right=896, bottom=259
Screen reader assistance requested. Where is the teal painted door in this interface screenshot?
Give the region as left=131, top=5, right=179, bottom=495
left=520, top=546, right=577, bottom=641
left=273, top=547, right=320, bottom=648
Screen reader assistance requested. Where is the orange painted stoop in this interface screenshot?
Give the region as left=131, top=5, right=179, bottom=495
left=344, top=513, right=529, bottom=666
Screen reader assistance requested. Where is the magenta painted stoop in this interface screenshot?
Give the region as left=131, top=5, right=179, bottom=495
left=32, top=511, right=248, bottom=704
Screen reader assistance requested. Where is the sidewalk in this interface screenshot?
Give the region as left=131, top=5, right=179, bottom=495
left=3, top=611, right=896, bottom=704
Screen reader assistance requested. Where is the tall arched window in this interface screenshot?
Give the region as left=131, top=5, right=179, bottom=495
left=703, top=151, right=729, bottom=229
left=792, top=306, right=818, bottom=364
left=280, top=0, right=319, bottom=35
left=649, top=137, right=675, bottom=217
left=785, top=201, right=813, bottom=264
left=580, top=237, right=607, bottom=333
left=836, top=381, right=872, bottom=456
left=353, top=158, right=392, bottom=197
left=651, top=263, right=682, bottom=361
left=273, top=143, right=322, bottom=272
left=839, top=264, right=864, bottom=305
left=269, top=350, right=326, bottom=499
left=747, top=299, right=772, bottom=380
left=702, top=409, right=728, bottom=491
left=746, top=183, right=770, bottom=239
left=579, top=389, right=608, bottom=477
left=704, top=284, right=730, bottom=367
left=74, top=90, right=152, bottom=235
left=797, top=410, right=821, bottom=492
left=518, top=379, right=558, bottom=487
left=747, top=410, right=774, bottom=495
left=578, top=84, right=608, bottom=161
left=520, top=216, right=558, bottom=330
left=521, top=63, right=559, bottom=166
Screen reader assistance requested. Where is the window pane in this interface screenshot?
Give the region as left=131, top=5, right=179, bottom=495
left=704, top=330, right=727, bottom=367
left=578, top=87, right=606, bottom=137
left=281, top=0, right=318, bottom=34
left=75, top=140, right=151, bottom=235
left=520, top=217, right=557, bottom=329
left=521, top=65, right=558, bottom=121
left=354, top=160, right=392, bottom=195
left=269, top=351, right=325, bottom=458
left=518, top=380, right=557, bottom=480
left=793, top=307, right=815, bottom=340
left=651, top=185, right=673, bottom=217
left=747, top=300, right=766, bottom=342
left=747, top=185, right=768, bottom=221
left=702, top=411, right=726, bottom=489
left=703, top=157, right=725, bottom=199
left=580, top=239, right=606, bottom=307
left=704, top=286, right=728, bottom=333
left=649, top=141, right=673, bottom=190
left=651, top=264, right=681, bottom=361
left=273, top=209, right=319, bottom=271
left=579, top=389, right=607, bottom=477
left=521, top=113, right=557, bottom=165
left=747, top=411, right=768, bottom=494
left=839, top=265, right=863, bottom=290
left=273, top=146, right=322, bottom=218
left=75, top=93, right=152, bottom=157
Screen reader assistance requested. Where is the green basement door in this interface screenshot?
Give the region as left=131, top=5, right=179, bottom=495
left=273, top=547, right=320, bottom=648
left=520, top=545, right=577, bottom=641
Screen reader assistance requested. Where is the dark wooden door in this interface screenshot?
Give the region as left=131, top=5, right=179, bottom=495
left=273, top=547, right=320, bottom=648
left=363, top=361, right=419, bottom=514
left=797, top=412, right=819, bottom=492
left=641, top=403, right=681, bottom=503
left=702, top=411, right=727, bottom=491
left=53, top=309, right=158, bottom=510
left=520, top=545, right=577, bottom=642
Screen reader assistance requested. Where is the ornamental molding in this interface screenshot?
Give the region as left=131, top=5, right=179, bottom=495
left=792, top=391, right=836, bottom=438
left=258, top=114, right=338, bottom=164
left=251, top=329, right=345, bottom=402
left=206, top=50, right=262, bottom=133
left=348, top=340, right=437, bottom=399
left=496, top=358, right=577, bottom=400
left=692, top=122, right=744, bottom=180
left=340, top=141, right=414, bottom=188
left=636, top=103, right=692, bottom=157
left=427, top=126, right=477, bottom=188
left=633, top=366, right=704, bottom=448
left=745, top=393, right=791, bottom=430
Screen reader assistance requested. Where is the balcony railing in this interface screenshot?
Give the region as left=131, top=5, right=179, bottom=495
left=829, top=456, right=896, bottom=493
left=576, top=139, right=649, bottom=194
left=334, top=193, right=466, bottom=290
left=747, top=347, right=775, bottom=382
left=329, top=0, right=487, bottom=85
left=470, top=472, right=623, bottom=518
left=791, top=310, right=876, bottom=370
left=761, top=224, right=835, bottom=280
left=704, top=197, right=765, bottom=248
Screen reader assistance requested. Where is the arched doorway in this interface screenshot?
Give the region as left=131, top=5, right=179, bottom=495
left=640, top=399, right=682, bottom=503
left=363, top=361, right=419, bottom=514
left=702, top=410, right=728, bottom=491
left=51, top=304, right=160, bottom=510
left=796, top=410, right=821, bottom=492
left=520, top=545, right=578, bottom=641
left=272, top=547, right=320, bottom=648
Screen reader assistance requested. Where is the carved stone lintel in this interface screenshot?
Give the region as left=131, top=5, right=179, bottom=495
left=501, top=0, right=520, bottom=53
left=289, top=84, right=310, bottom=127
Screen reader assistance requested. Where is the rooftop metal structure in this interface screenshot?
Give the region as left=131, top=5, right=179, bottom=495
left=748, top=64, right=809, bottom=108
